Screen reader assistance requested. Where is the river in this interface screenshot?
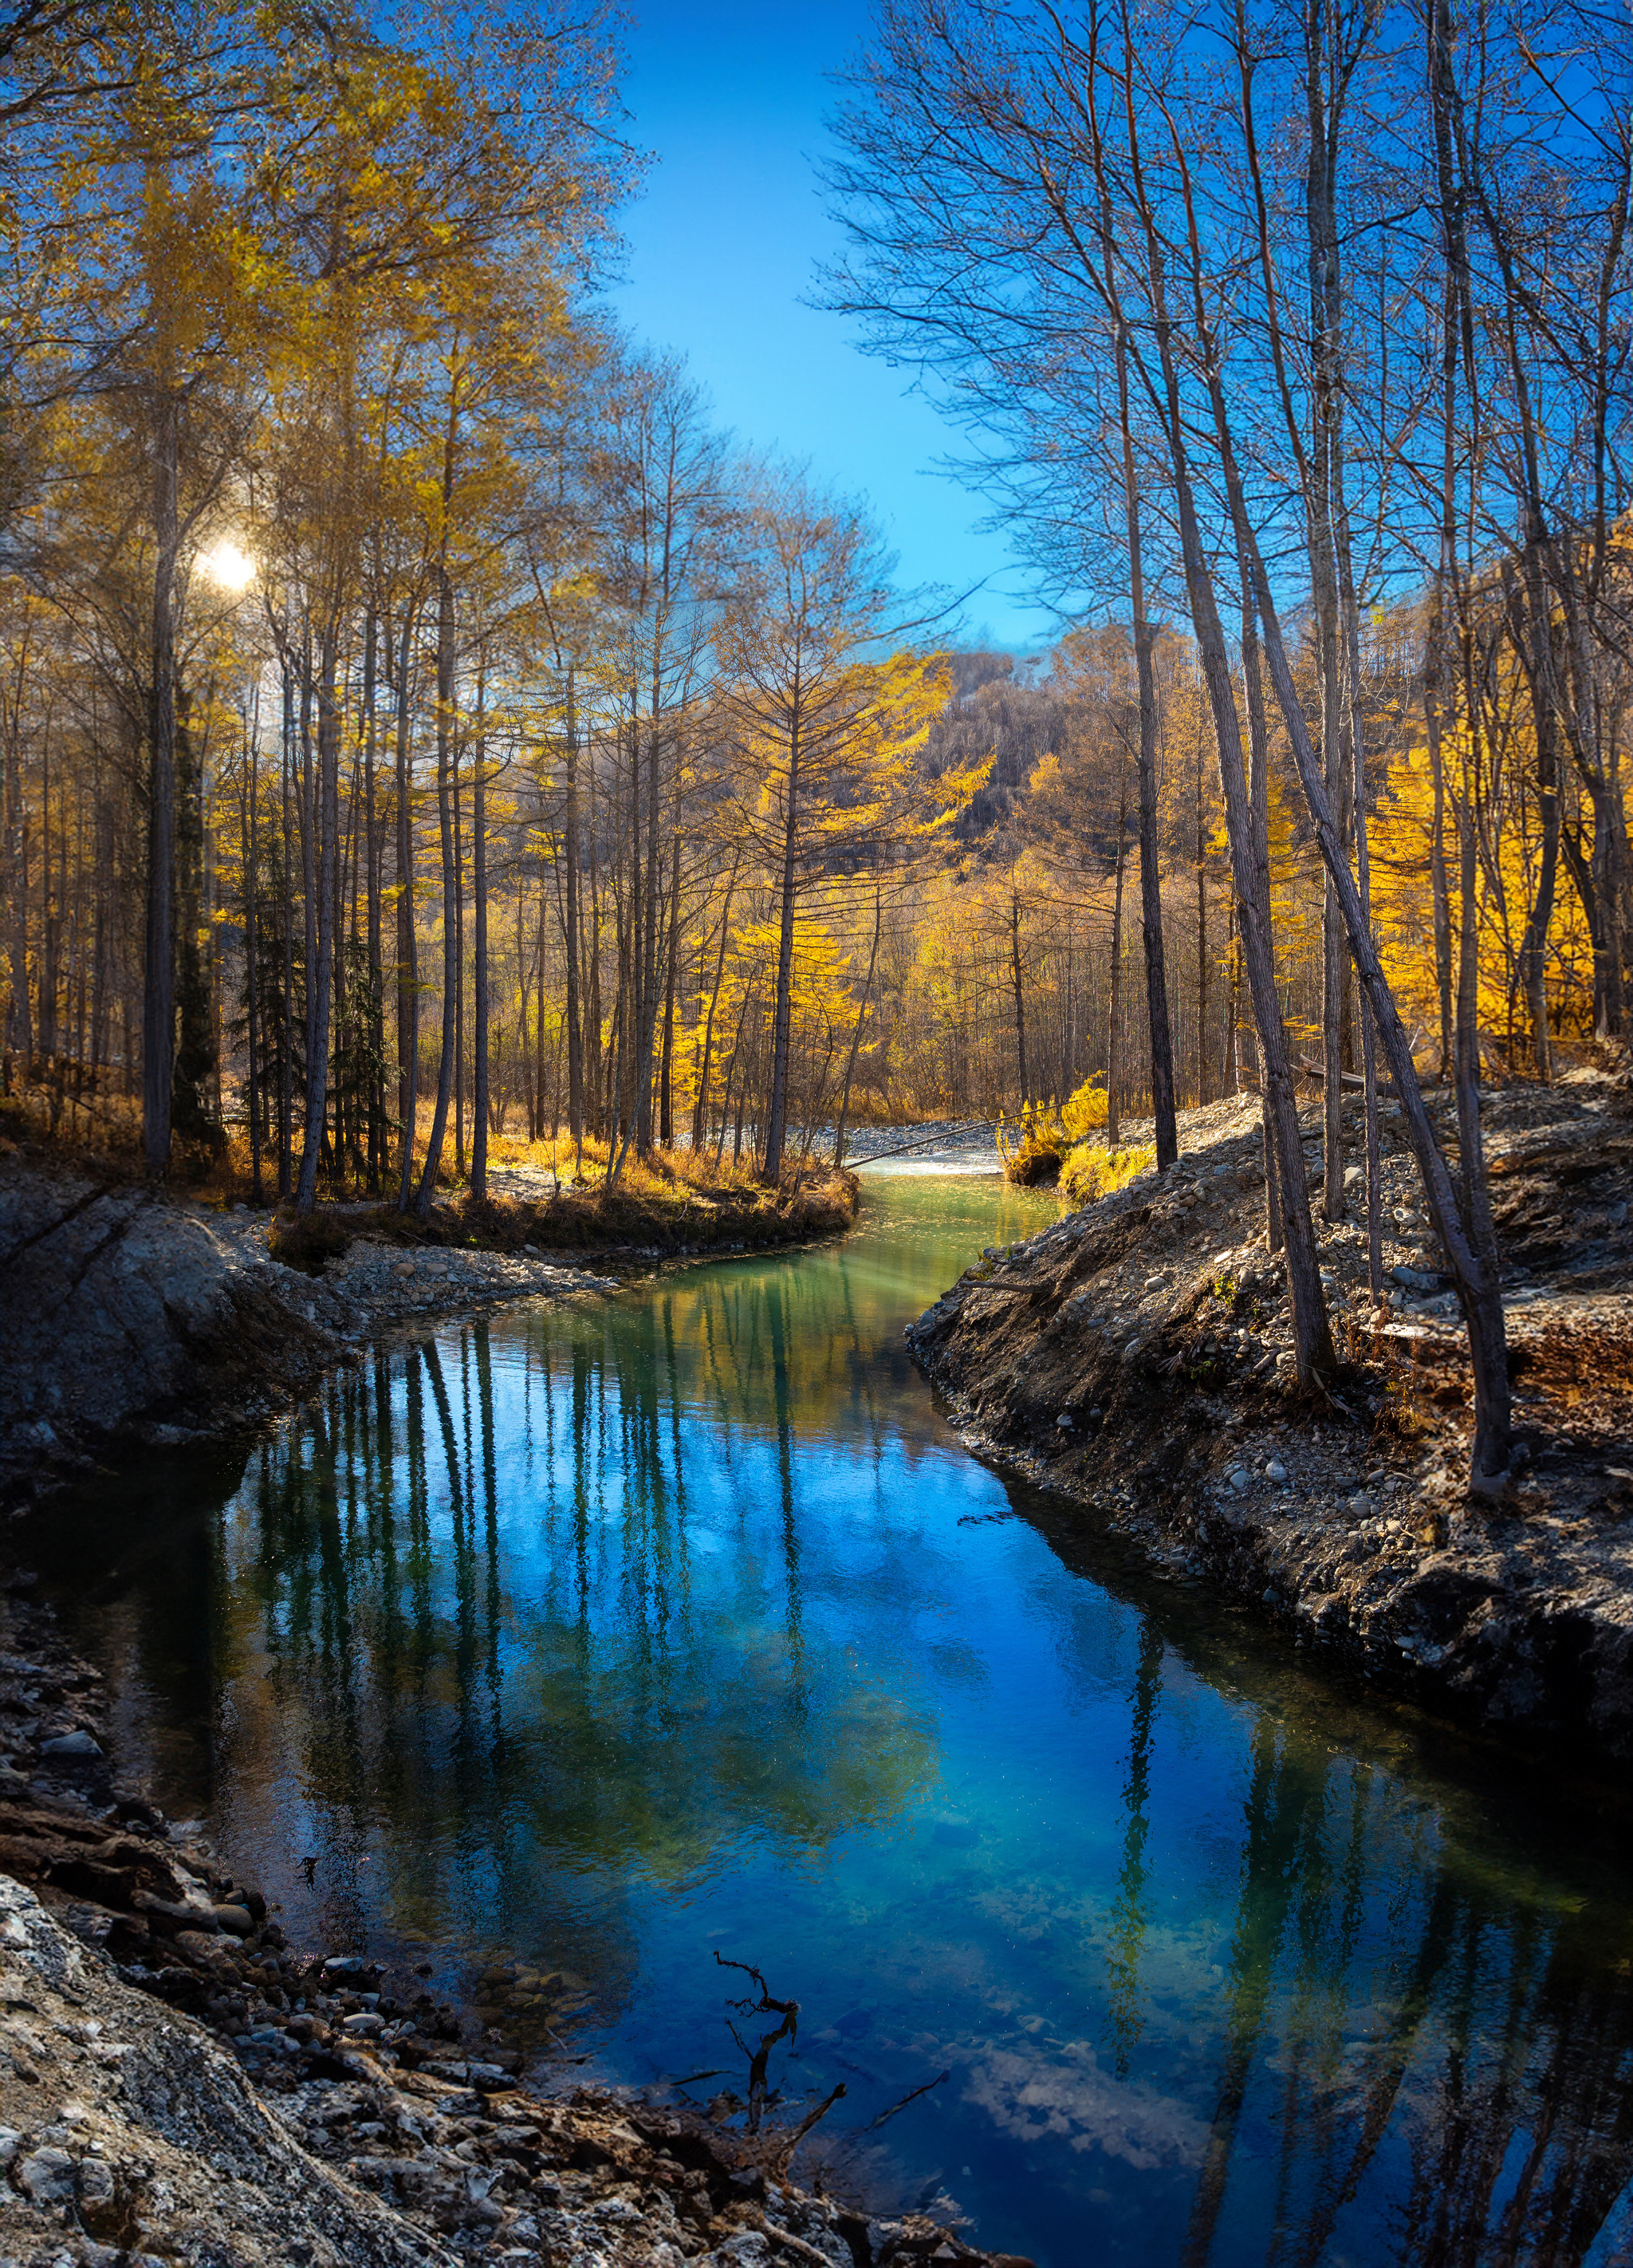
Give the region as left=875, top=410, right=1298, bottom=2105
left=24, top=1170, right=1633, bottom=2266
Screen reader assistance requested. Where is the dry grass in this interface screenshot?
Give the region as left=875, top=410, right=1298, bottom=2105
left=1060, top=1142, right=1159, bottom=1207
left=0, top=1085, right=861, bottom=1254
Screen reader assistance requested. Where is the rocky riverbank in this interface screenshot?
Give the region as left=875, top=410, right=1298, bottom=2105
left=908, top=1069, right=1633, bottom=1769
left=0, top=1585, right=1028, bottom=2268
left=0, top=1143, right=868, bottom=1511
left=0, top=1160, right=627, bottom=1510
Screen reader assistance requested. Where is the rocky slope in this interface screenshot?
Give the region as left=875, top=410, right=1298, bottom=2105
left=0, top=1161, right=619, bottom=1510
left=908, top=1070, right=1633, bottom=1767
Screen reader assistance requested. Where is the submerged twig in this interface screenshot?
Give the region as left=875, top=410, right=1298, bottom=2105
left=859, top=2069, right=950, bottom=2132
left=770, top=2080, right=848, bottom=2175
left=715, top=1951, right=800, bottom=2135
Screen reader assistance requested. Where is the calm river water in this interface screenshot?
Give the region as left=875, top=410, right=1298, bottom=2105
left=27, top=1172, right=1633, bottom=2266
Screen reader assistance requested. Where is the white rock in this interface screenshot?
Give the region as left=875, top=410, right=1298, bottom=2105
left=1265, top=1460, right=1288, bottom=1482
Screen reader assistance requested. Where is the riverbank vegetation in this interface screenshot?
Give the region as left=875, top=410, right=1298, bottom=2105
left=266, top=1147, right=860, bottom=1268
left=0, top=1, right=1630, bottom=1492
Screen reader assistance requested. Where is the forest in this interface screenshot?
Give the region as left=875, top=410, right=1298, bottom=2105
left=1, top=0, right=1629, bottom=1490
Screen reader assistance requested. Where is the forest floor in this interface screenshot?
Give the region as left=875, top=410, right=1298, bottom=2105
left=909, top=1058, right=1633, bottom=1770
left=0, top=1585, right=1027, bottom=2268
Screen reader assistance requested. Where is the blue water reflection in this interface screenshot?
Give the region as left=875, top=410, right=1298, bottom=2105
left=33, top=1175, right=1633, bottom=2266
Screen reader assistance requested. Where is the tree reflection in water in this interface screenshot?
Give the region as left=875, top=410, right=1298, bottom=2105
left=221, top=1276, right=941, bottom=2010
left=20, top=1179, right=1633, bottom=2267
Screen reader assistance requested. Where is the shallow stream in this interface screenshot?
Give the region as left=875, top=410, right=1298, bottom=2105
left=28, top=1171, right=1633, bottom=2266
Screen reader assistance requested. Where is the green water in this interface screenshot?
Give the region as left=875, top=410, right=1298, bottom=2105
left=29, top=1172, right=1633, bottom=2266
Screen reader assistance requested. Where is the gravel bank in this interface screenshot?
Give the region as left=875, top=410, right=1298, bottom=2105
left=908, top=1073, right=1633, bottom=1767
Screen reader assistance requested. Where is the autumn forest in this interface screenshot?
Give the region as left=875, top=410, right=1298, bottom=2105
left=2, top=0, right=1629, bottom=1487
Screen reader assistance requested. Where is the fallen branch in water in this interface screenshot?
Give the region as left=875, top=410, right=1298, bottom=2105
left=860, top=2069, right=950, bottom=2132
left=716, top=1951, right=800, bottom=2136
left=769, top=2081, right=848, bottom=2178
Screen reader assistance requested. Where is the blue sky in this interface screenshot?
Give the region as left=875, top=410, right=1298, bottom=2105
left=608, top=0, right=1058, bottom=656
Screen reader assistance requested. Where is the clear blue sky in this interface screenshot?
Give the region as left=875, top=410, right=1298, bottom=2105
left=608, top=0, right=1058, bottom=656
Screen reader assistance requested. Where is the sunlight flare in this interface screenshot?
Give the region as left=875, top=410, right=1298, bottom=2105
left=197, top=538, right=255, bottom=593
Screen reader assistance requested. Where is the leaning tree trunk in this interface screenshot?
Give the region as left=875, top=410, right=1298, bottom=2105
left=1135, top=237, right=1335, bottom=1381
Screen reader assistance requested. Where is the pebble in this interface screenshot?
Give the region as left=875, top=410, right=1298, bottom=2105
left=39, top=1729, right=101, bottom=1758
left=1230, top=1467, right=1252, bottom=1492
left=1265, top=1460, right=1288, bottom=1482
left=16, top=2146, right=77, bottom=2202
left=1347, top=1494, right=1374, bottom=1518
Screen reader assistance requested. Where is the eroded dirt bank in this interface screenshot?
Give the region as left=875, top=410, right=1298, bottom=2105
left=909, top=1072, right=1633, bottom=1767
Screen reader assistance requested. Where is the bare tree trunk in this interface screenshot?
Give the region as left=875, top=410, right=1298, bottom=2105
left=394, top=607, right=419, bottom=1211
left=659, top=830, right=681, bottom=1147
left=637, top=721, right=660, bottom=1151
left=562, top=663, right=584, bottom=1161
left=416, top=560, right=458, bottom=1217
left=531, top=894, right=545, bottom=1143
left=142, top=386, right=180, bottom=1177
left=692, top=852, right=741, bottom=1153
left=1139, top=244, right=1336, bottom=1378
left=762, top=718, right=801, bottom=1183
left=834, top=881, right=883, bottom=1167
left=296, top=612, right=340, bottom=1214
left=1109, top=315, right=1178, bottom=1169
left=1106, top=786, right=1127, bottom=1149
left=470, top=667, right=489, bottom=1201
left=1195, top=739, right=1208, bottom=1108
left=452, top=723, right=464, bottom=1179
left=279, top=660, right=294, bottom=1198
left=1008, top=883, right=1028, bottom=1102
left=361, top=607, right=384, bottom=1191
